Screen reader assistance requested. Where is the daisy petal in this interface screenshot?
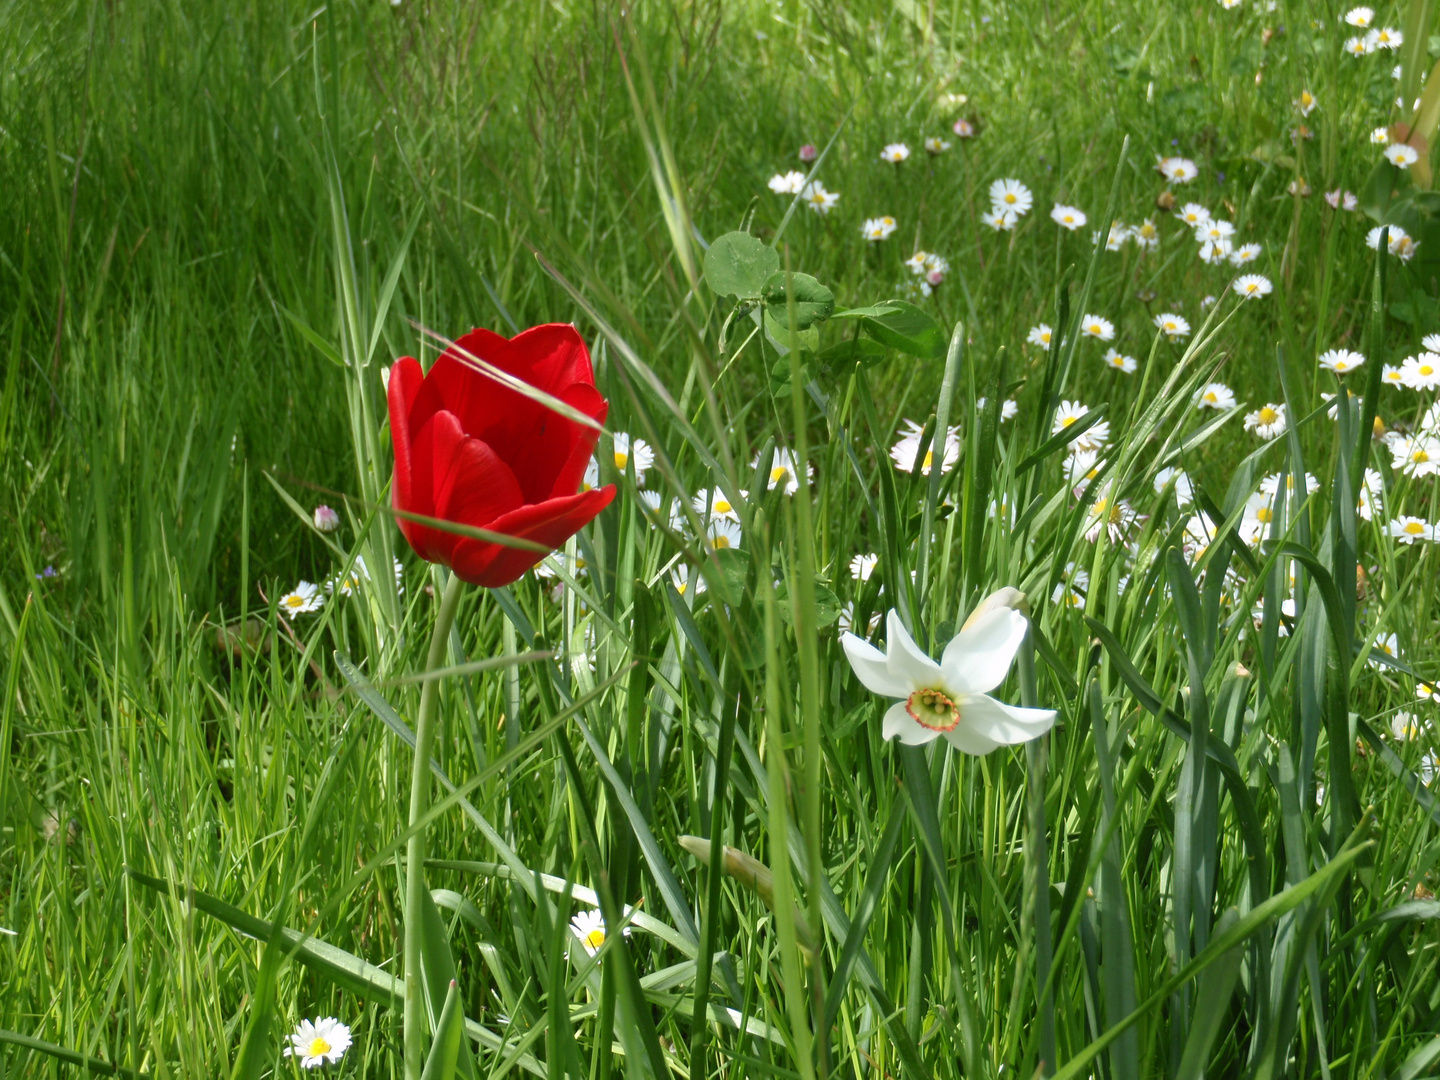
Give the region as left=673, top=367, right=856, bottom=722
left=883, top=701, right=941, bottom=745
left=842, top=631, right=911, bottom=698
left=940, top=607, right=1028, bottom=694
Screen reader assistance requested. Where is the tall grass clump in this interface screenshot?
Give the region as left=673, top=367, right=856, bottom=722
left=5, top=1, right=1440, bottom=1078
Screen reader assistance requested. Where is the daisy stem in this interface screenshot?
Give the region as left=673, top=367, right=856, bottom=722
left=403, top=570, right=466, bottom=1080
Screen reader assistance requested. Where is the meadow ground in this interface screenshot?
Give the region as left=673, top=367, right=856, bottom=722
left=5, top=0, right=1440, bottom=1077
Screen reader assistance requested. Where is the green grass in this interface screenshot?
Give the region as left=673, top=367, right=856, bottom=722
left=5, top=0, right=1440, bottom=1077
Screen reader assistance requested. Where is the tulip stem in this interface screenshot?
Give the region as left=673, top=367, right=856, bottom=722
left=403, top=570, right=466, bottom=1080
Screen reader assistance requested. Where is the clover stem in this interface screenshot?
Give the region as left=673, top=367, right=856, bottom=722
left=403, top=570, right=466, bottom=1080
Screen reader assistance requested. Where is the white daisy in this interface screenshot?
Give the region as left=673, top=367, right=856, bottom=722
left=1176, top=203, right=1212, bottom=227
left=1131, top=218, right=1160, bottom=251
left=1234, top=274, right=1273, bottom=299
left=1196, top=382, right=1237, bottom=410
left=1296, top=90, right=1318, bottom=116
left=278, top=581, right=323, bottom=619
left=768, top=171, right=807, bottom=195
left=1080, top=314, right=1115, bottom=341
left=801, top=182, right=840, bottom=214
left=989, top=178, right=1034, bottom=216
left=1197, top=238, right=1233, bottom=264
left=692, top=487, right=744, bottom=522
left=1372, top=127, right=1392, bottom=146
left=1157, top=156, right=1199, bottom=183
left=1027, top=324, right=1054, bottom=347
left=890, top=419, right=961, bottom=475
left=1243, top=403, right=1287, bottom=439
left=1155, top=466, right=1195, bottom=506
left=1401, top=353, right=1440, bottom=389
left=1319, top=349, right=1365, bottom=374
left=1230, top=242, right=1263, bottom=265
left=570, top=909, right=609, bottom=957
left=758, top=448, right=812, bottom=494
left=671, top=564, right=707, bottom=597
left=1154, top=313, right=1190, bottom=339
left=612, top=433, right=655, bottom=484
left=1051, top=204, right=1087, bottom=230
left=925, top=136, right=952, bottom=155
left=1390, top=435, right=1440, bottom=476
left=1103, top=348, right=1137, bottom=373
left=1389, top=516, right=1434, bottom=544
left=1418, top=682, right=1440, bottom=704
left=849, top=553, right=879, bottom=581
left=861, top=215, right=898, bottom=241
left=977, top=397, right=1020, bottom=422
left=707, top=517, right=743, bottom=551
left=1083, top=482, right=1137, bottom=544
left=1383, top=364, right=1405, bottom=386
left=982, top=207, right=1019, bottom=231
left=1385, top=144, right=1420, bottom=168
left=1368, top=26, right=1402, bottom=49
left=880, top=143, right=911, bottom=163
left=1423, top=333, right=1440, bottom=353
left=1195, top=219, right=1236, bottom=244
left=1344, top=35, right=1375, bottom=56
left=1345, top=6, right=1374, bottom=27
left=1391, top=711, right=1427, bottom=740
left=1053, top=400, right=1109, bottom=451
left=1064, top=449, right=1102, bottom=491
left=580, top=456, right=601, bottom=492
left=1358, top=468, right=1385, bottom=521
left=284, top=1018, right=352, bottom=1069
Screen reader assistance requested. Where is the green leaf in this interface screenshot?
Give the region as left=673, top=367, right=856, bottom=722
left=420, top=980, right=465, bottom=1080
left=836, top=300, right=947, bottom=360
left=814, top=335, right=887, bottom=371
left=1175, top=909, right=1243, bottom=1080
left=763, top=309, right=819, bottom=353
left=702, top=231, right=778, bottom=298
left=418, top=889, right=478, bottom=1080
left=0, top=1030, right=147, bottom=1079
left=774, top=578, right=841, bottom=627
left=761, top=271, right=835, bottom=328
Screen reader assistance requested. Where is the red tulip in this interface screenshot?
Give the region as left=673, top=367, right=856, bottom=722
left=387, top=324, right=615, bottom=588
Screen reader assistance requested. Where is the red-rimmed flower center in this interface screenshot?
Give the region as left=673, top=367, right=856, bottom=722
left=906, top=688, right=961, bottom=732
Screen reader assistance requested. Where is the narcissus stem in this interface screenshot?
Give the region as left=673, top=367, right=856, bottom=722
left=403, top=571, right=466, bottom=1080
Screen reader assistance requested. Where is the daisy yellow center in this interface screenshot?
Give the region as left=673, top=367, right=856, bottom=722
left=770, top=466, right=790, bottom=483
left=922, top=449, right=934, bottom=470
left=676, top=581, right=688, bottom=594
left=1087, top=323, right=1100, bottom=334
left=308, top=1037, right=332, bottom=1058
left=1255, top=506, right=1273, bottom=523
left=1204, top=392, right=1218, bottom=402
left=1405, top=521, right=1426, bottom=534
left=1004, top=193, right=1017, bottom=204
left=1040, top=332, right=1051, bottom=343
left=1412, top=448, right=1430, bottom=464
left=1245, top=283, right=1259, bottom=294
left=906, top=687, right=961, bottom=732
left=284, top=596, right=305, bottom=609
left=1109, top=356, right=1125, bottom=367
left=713, top=498, right=731, bottom=514
left=712, top=534, right=731, bottom=549
left=1258, top=407, right=1279, bottom=424
left=615, top=451, right=629, bottom=470
left=584, top=928, right=606, bottom=950
left=1063, top=215, right=1074, bottom=223
left=1421, top=364, right=1434, bottom=376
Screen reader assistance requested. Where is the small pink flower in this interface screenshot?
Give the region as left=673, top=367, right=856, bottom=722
left=926, top=269, right=945, bottom=286
left=313, top=505, right=341, bottom=532
left=953, top=118, right=975, bottom=138
left=798, top=144, right=817, bottom=162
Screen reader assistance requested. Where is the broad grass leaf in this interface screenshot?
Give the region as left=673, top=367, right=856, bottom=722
left=419, top=980, right=464, bottom=1080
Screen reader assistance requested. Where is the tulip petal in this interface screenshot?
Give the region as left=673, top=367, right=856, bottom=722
left=885, top=610, right=944, bottom=690
left=448, top=486, right=616, bottom=588
left=414, top=327, right=607, bottom=504
left=956, top=694, right=1056, bottom=747
left=428, top=411, right=525, bottom=536
left=940, top=607, right=1028, bottom=695
left=841, top=632, right=912, bottom=698
left=882, top=701, right=940, bottom=745
left=388, top=356, right=427, bottom=546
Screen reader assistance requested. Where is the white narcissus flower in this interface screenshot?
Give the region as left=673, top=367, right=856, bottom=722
left=841, top=606, right=1056, bottom=754
left=284, top=1017, right=352, bottom=1069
